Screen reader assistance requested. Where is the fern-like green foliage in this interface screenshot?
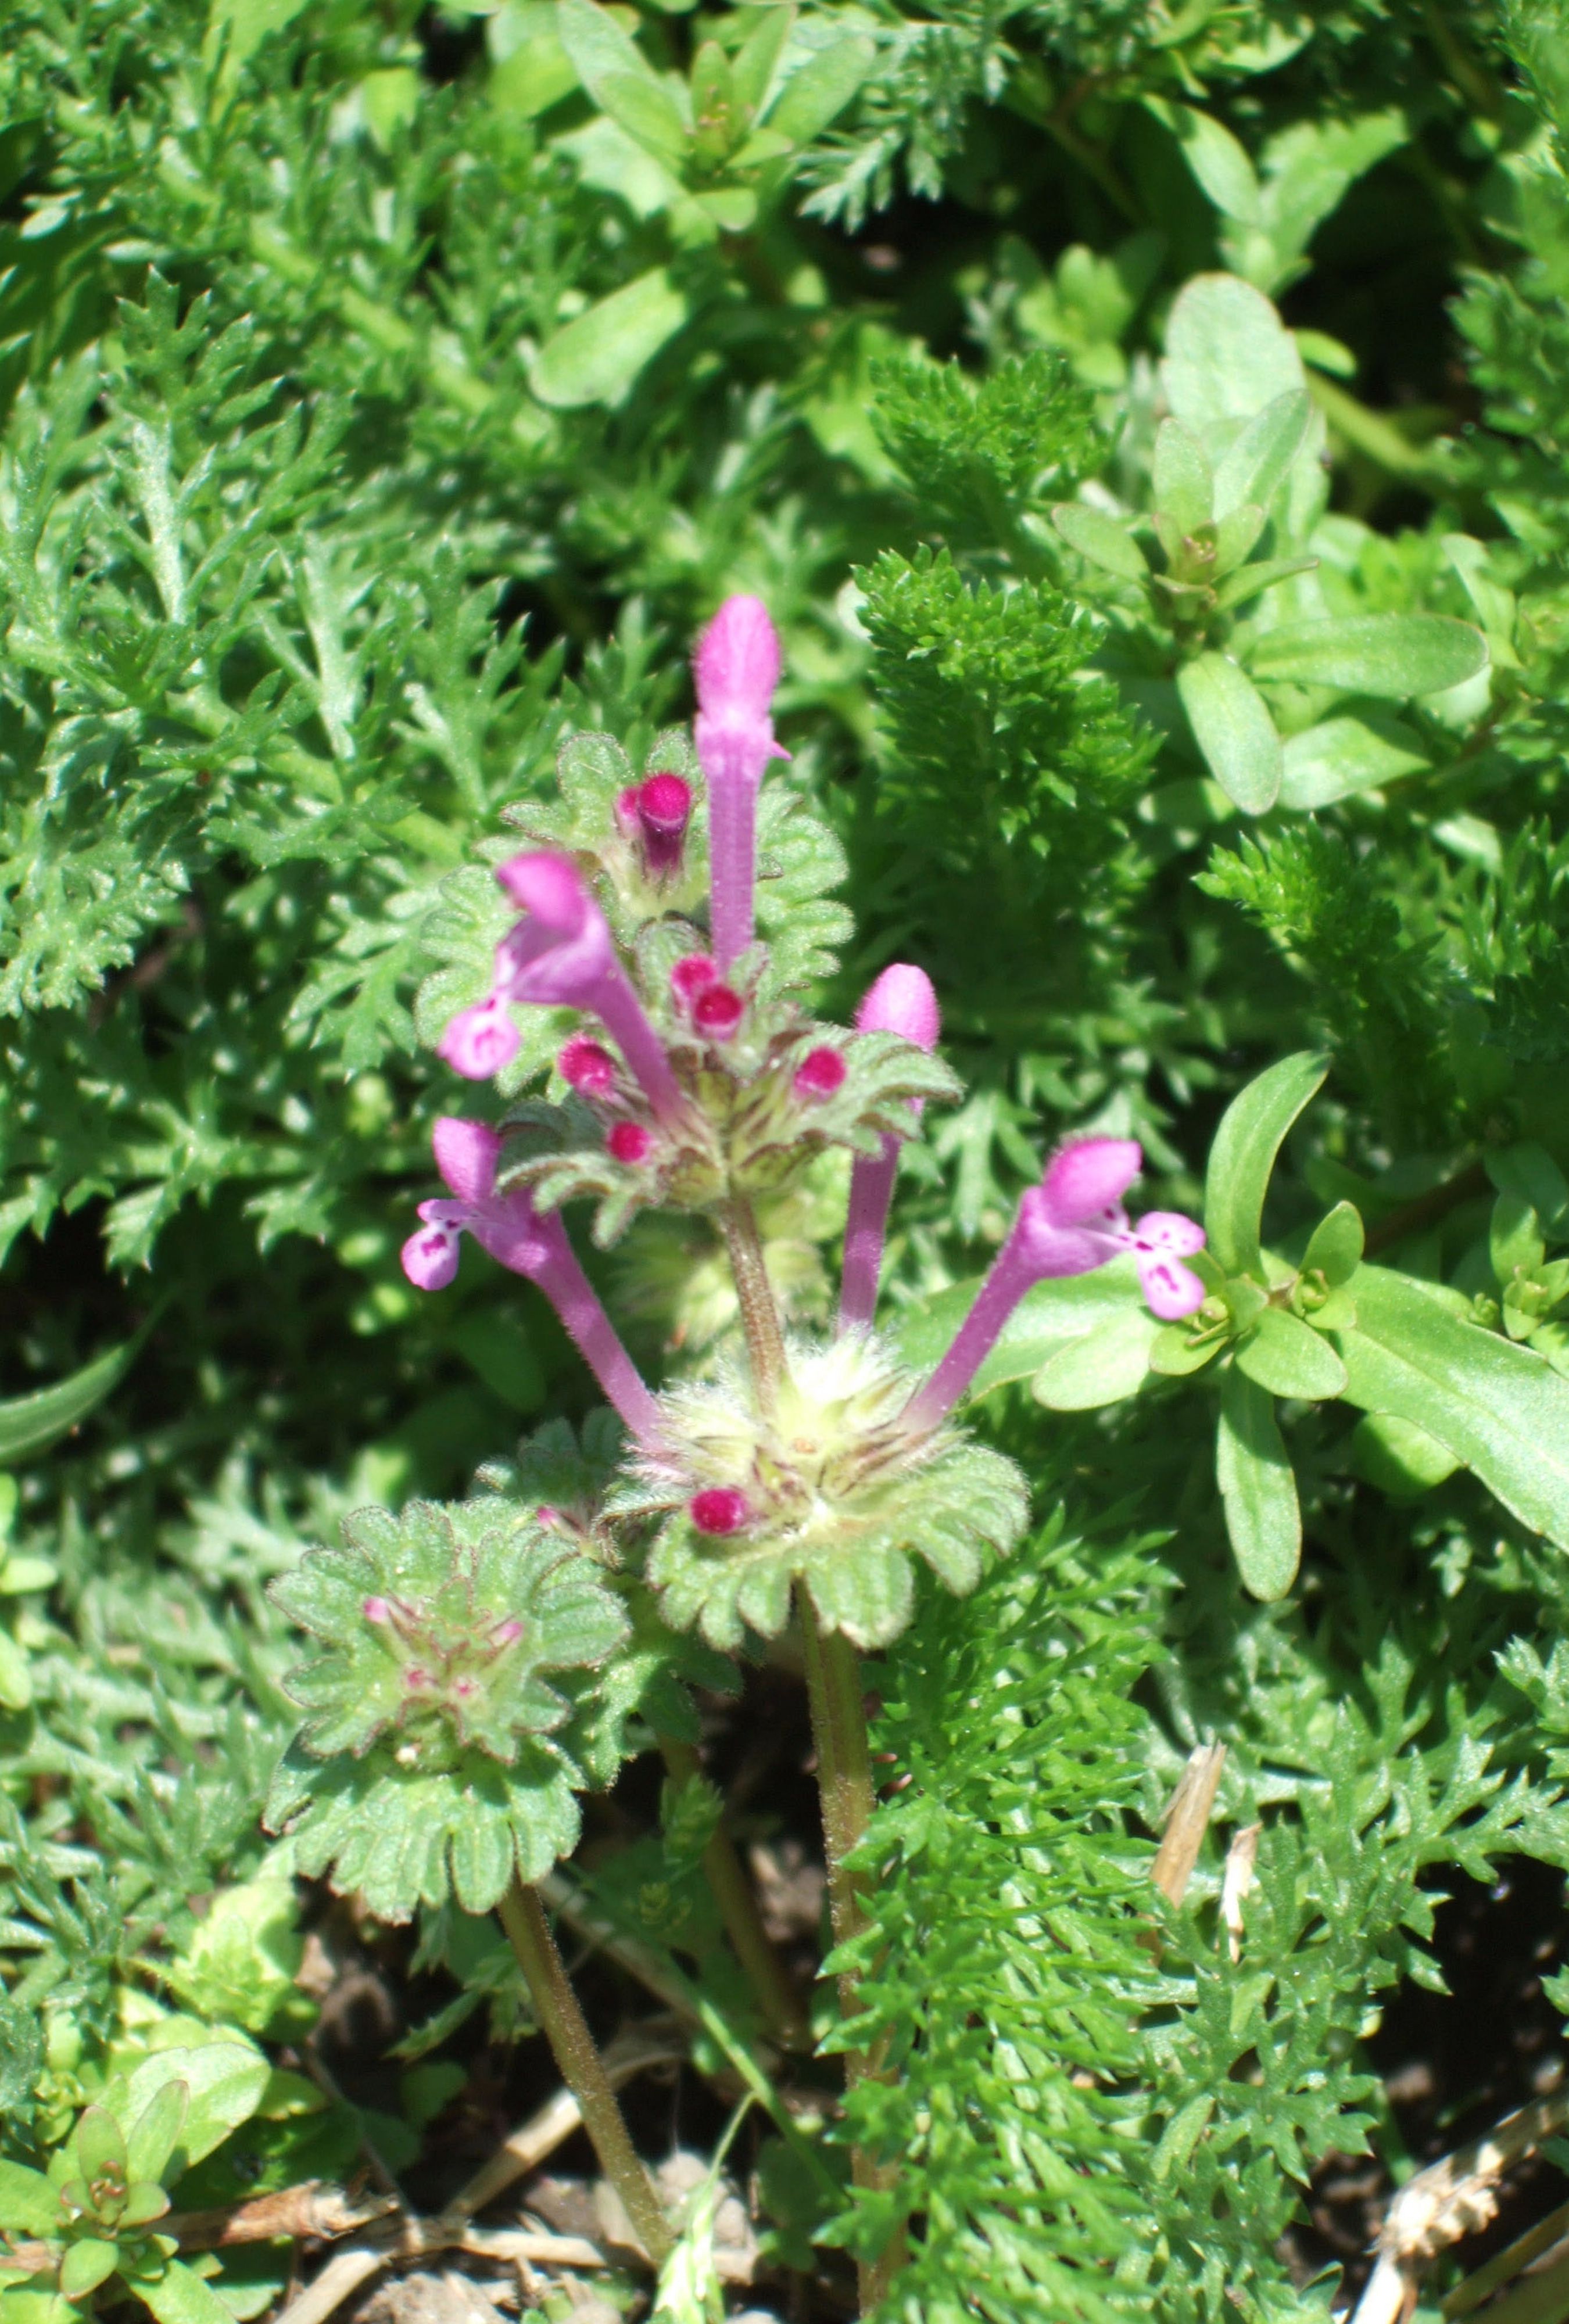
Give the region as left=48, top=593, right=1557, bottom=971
left=833, top=1514, right=1170, bottom=2321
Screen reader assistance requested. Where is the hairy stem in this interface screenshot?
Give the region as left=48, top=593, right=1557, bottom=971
left=718, top=1193, right=787, bottom=1410
left=658, top=1735, right=811, bottom=2052
left=496, top=1879, right=674, bottom=2266
left=799, top=1594, right=903, bottom=2311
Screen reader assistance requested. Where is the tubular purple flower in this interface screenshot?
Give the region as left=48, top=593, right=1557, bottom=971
left=901, top=1138, right=1206, bottom=1432
left=693, top=596, right=788, bottom=971
left=439, top=851, right=686, bottom=1130
left=400, top=1118, right=661, bottom=1446
left=838, top=964, right=941, bottom=1334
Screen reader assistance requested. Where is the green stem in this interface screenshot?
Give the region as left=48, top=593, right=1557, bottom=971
left=718, top=1193, right=787, bottom=1410
left=799, top=1594, right=904, bottom=2314
left=658, top=1735, right=812, bottom=2053
left=496, top=1879, right=674, bottom=2266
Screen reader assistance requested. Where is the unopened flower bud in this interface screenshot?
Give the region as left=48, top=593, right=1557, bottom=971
left=363, top=1597, right=392, bottom=1624
left=559, top=1035, right=617, bottom=1096
left=839, top=962, right=941, bottom=1332
left=626, top=772, right=692, bottom=878
left=690, top=1487, right=750, bottom=1536
left=855, top=962, right=940, bottom=1052
left=794, top=1046, right=847, bottom=1100
left=693, top=983, right=744, bottom=1039
left=693, top=595, right=787, bottom=970
left=671, top=955, right=717, bottom=1007
left=609, top=1121, right=653, bottom=1164
left=492, top=1618, right=525, bottom=1645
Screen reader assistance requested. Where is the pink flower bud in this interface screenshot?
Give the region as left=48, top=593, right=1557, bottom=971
left=693, top=984, right=744, bottom=1039
left=855, top=963, right=940, bottom=1053
left=629, top=772, right=692, bottom=878
left=693, top=596, right=787, bottom=971
left=492, top=1618, right=525, bottom=1645
left=837, top=965, right=940, bottom=1333
left=363, top=1597, right=392, bottom=1624
left=559, top=1035, right=617, bottom=1097
left=671, top=955, right=717, bottom=1006
left=690, top=1487, right=750, bottom=1536
left=438, top=994, right=520, bottom=1081
left=608, top=1121, right=653, bottom=1164
left=694, top=595, right=780, bottom=723
left=794, top=1046, right=847, bottom=1100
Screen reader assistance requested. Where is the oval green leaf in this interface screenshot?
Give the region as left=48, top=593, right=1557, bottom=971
left=1248, top=614, right=1488, bottom=700
left=1203, top=1050, right=1328, bottom=1279
left=531, top=268, right=690, bottom=410
left=137, top=2259, right=239, bottom=2324
left=1278, top=713, right=1431, bottom=809
left=1051, top=501, right=1148, bottom=582
left=1176, top=651, right=1283, bottom=813
left=1301, top=1200, right=1364, bottom=1288
left=1031, top=1310, right=1158, bottom=1410
left=1162, top=272, right=1304, bottom=428
left=1153, top=419, right=1214, bottom=532
left=1212, top=388, right=1312, bottom=519
left=898, top=1258, right=1146, bottom=1396
left=59, top=2241, right=120, bottom=2301
left=764, top=35, right=874, bottom=146
left=1216, top=1368, right=1301, bottom=1599
left=124, top=2041, right=270, bottom=2171
left=594, top=69, right=690, bottom=165
left=0, top=2160, right=64, bottom=2238
left=1351, top=1411, right=1461, bottom=1499
left=1335, top=1264, right=1569, bottom=1548
left=1235, top=1307, right=1348, bottom=1400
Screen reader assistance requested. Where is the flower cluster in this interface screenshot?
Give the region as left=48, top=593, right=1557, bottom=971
left=402, top=596, right=1206, bottom=1648
left=266, top=1500, right=630, bottom=1917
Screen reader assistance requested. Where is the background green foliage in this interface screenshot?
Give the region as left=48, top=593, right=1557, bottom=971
left=6, top=0, right=1569, bottom=2313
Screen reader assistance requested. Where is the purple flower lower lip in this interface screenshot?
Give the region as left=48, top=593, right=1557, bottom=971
left=902, top=1138, right=1206, bottom=1429
left=400, top=1119, right=661, bottom=1446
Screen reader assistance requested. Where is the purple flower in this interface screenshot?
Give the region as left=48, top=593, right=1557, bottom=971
left=838, top=963, right=941, bottom=1333
left=693, top=596, right=788, bottom=971
left=902, top=1138, right=1206, bottom=1430
left=400, top=1118, right=661, bottom=1446
left=438, top=851, right=686, bottom=1129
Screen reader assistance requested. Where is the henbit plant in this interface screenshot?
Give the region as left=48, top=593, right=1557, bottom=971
left=263, top=594, right=1205, bottom=2308
left=12, top=0, right=1569, bottom=2315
